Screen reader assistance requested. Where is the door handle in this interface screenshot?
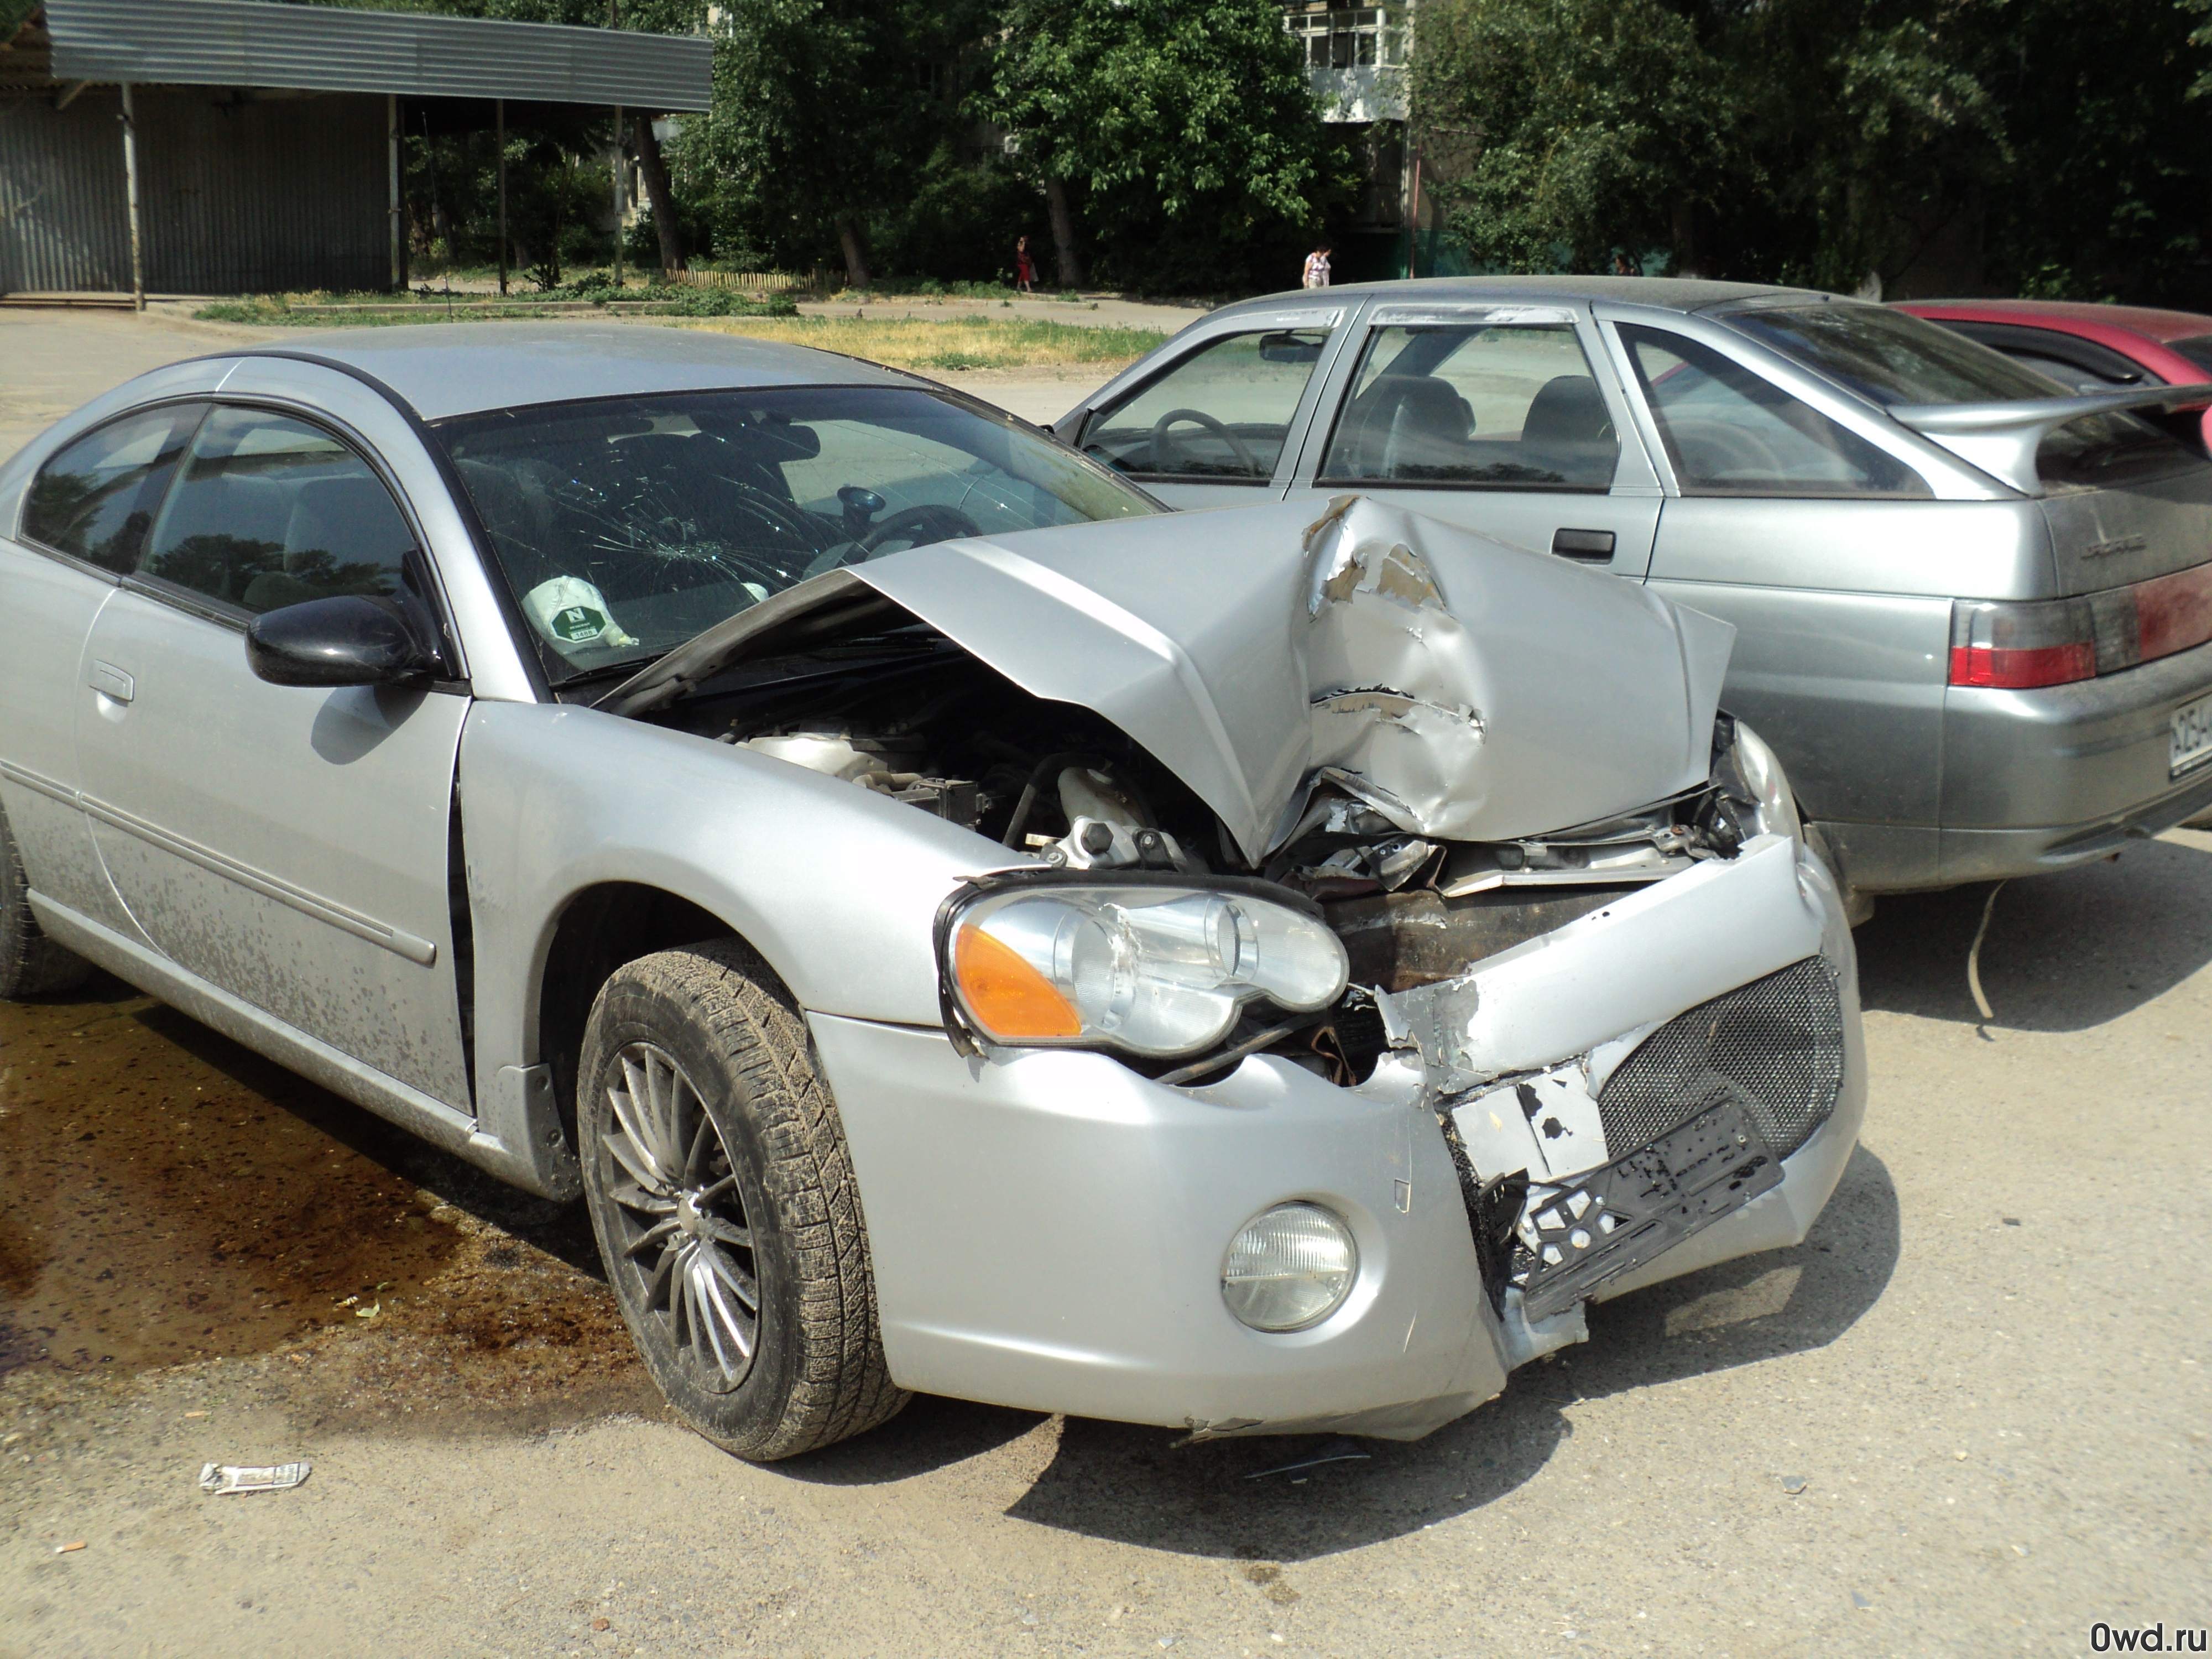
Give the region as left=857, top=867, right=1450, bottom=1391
left=87, top=661, right=135, bottom=704
left=1551, top=528, right=1616, bottom=562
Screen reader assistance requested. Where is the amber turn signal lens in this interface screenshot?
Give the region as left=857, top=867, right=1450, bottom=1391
left=953, top=924, right=1081, bottom=1040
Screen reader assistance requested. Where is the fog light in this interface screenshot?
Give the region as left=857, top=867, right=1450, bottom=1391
left=1221, top=1203, right=1358, bottom=1332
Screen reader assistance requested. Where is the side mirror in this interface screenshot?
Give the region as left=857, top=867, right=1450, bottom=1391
left=244, top=594, right=439, bottom=689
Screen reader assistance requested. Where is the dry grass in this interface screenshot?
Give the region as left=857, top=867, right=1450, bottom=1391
left=682, top=315, right=1167, bottom=373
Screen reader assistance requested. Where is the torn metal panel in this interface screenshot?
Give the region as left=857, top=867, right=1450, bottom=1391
left=1375, top=832, right=1820, bottom=1094
left=659, top=495, right=1738, bottom=863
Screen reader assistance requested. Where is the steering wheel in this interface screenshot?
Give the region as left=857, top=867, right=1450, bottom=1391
left=1148, top=408, right=1264, bottom=477
left=848, top=503, right=982, bottom=560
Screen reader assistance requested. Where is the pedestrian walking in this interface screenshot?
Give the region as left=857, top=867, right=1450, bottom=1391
left=1302, top=243, right=1332, bottom=289
left=1015, top=235, right=1036, bottom=295
left=1611, top=252, right=1635, bottom=276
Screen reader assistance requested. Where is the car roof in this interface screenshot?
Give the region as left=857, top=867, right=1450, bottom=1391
left=1898, top=298, right=2212, bottom=345
left=233, top=321, right=918, bottom=421
left=1206, top=274, right=1812, bottom=319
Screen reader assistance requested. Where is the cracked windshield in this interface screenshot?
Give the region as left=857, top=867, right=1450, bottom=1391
left=439, top=386, right=1154, bottom=679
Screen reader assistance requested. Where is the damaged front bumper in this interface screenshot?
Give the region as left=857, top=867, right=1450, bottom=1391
left=808, top=833, right=1863, bottom=1442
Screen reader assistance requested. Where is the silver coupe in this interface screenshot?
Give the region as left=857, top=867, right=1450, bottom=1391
left=0, top=325, right=1859, bottom=1458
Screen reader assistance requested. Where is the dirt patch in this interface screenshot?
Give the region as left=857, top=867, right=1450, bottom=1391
left=0, top=975, right=653, bottom=1428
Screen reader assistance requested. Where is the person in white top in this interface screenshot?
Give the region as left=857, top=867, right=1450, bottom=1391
left=1302, top=244, right=1332, bottom=288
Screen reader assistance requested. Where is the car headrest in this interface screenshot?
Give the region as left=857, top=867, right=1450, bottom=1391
left=1522, top=375, right=1614, bottom=448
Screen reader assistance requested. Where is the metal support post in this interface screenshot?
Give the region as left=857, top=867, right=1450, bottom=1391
left=495, top=98, right=509, bottom=296
left=612, top=103, right=625, bottom=288
left=388, top=93, right=403, bottom=290
left=121, top=83, right=144, bottom=311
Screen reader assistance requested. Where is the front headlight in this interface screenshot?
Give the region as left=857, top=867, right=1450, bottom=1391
left=940, top=876, right=1350, bottom=1058
left=1728, top=720, right=1802, bottom=842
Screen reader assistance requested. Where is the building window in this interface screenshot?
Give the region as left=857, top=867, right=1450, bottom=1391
left=1284, top=6, right=1408, bottom=71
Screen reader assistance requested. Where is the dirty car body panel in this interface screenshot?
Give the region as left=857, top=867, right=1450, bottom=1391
left=0, top=325, right=1861, bottom=1448
left=1061, top=278, right=2212, bottom=897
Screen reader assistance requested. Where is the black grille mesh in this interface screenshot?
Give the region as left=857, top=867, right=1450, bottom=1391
left=1597, top=957, right=1844, bottom=1160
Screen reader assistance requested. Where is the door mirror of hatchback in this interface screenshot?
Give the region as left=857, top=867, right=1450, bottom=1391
left=244, top=594, right=439, bottom=689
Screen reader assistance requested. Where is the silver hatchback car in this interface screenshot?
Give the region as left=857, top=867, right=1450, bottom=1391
left=1059, top=278, right=2212, bottom=903
left=0, top=325, right=1860, bottom=1459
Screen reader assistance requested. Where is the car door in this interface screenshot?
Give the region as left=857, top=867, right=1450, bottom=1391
left=72, top=400, right=476, bottom=1108
left=1278, top=302, right=1665, bottom=577
left=1601, top=315, right=1955, bottom=882
left=1066, top=307, right=1349, bottom=508
left=1, top=399, right=204, bottom=942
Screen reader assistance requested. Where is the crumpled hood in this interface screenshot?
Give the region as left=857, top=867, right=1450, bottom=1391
left=607, top=495, right=1734, bottom=860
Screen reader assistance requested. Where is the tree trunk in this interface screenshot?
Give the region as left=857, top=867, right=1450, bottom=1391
left=1044, top=175, right=1083, bottom=288
left=1669, top=201, right=1707, bottom=278
left=835, top=214, right=871, bottom=290
left=629, top=114, right=686, bottom=275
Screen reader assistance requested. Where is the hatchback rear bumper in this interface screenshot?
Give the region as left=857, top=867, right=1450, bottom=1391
left=1936, top=638, right=2212, bottom=883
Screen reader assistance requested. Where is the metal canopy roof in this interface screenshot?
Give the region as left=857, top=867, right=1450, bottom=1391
left=38, top=0, right=713, bottom=109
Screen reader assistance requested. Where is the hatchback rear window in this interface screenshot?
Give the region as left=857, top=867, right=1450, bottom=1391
left=1722, top=303, right=2058, bottom=407
left=1730, top=303, right=2204, bottom=491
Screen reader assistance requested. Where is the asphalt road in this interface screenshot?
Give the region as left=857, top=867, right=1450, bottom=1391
left=1, top=310, right=2208, bottom=1659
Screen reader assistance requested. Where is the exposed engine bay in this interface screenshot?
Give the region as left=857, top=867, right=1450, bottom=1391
left=648, top=629, right=1773, bottom=1076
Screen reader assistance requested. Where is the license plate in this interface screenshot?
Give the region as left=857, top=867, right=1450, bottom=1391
left=2172, top=691, right=2212, bottom=778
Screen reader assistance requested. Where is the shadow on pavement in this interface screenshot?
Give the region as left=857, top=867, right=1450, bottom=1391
left=1854, top=831, right=2212, bottom=1032
left=792, top=1146, right=1900, bottom=1561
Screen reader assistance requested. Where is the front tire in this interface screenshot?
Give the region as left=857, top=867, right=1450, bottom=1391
left=0, top=801, right=91, bottom=1000
left=577, top=940, right=905, bottom=1460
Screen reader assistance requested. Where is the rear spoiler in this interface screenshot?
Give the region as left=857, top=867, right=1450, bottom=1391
left=1888, top=383, right=2212, bottom=494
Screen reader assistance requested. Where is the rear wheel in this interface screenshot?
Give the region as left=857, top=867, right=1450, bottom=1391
left=0, top=801, right=92, bottom=1000
left=576, top=940, right=904, bottom=1460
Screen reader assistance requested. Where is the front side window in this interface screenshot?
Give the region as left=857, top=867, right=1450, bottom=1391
left=1082, top=330, right=1332, bottom=482
left=1321, top=323, right=1618, bottom=489
left=20, top=404, right=202, bottom=574
left=441, top=385, right=1156, bottom=680
left=1620, top=325, right=1931, bottom=498
left=139, top=406, right=418, bottom=614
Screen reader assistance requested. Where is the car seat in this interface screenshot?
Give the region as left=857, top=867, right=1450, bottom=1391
left=1519, top=375, right=1616, bottom=485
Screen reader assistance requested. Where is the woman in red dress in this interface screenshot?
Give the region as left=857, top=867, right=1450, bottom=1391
left=1015, top=235, right=1036, bottom=295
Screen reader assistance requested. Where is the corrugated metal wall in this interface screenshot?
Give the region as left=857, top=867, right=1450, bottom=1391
left=47, top=0, right=713, bottom=111
left=0, top=87, right=384, bottom=295
left=0, top=92, right=133, bottom=291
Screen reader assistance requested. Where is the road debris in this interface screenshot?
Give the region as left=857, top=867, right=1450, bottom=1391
left=1245, top=1437, right=1373, bottom=1480
left=1780, top=1475, right=1809, bottom=1495
left=55, top=1540, right=85, bottom=1554
left=199, top=1461, right=311, bottom=1495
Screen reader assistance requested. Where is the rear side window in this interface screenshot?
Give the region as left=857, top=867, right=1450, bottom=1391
left=1321, top=323, right=1618, bottom=489
left=139, top=406, right=417, bottom=615
left=20, top=404, right=203, bottom=573
left=1082, top=329, right=1332, bottom=482
left=1620, top=326, right=1930, bottom=498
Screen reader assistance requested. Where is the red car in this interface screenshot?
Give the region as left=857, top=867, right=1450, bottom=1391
left=1897, top=298, right=2212, bottom=449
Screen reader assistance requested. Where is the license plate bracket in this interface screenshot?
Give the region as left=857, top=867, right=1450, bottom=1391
left=2171, top=691, right=2212, bottom=778
left=1516, top=1094, right=1781, bottom=1321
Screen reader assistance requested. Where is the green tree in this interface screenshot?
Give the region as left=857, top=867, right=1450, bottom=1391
left=1413, top=0, right=2212, bottom=303
left=979, top=0, right=1342, bottom=290
left=1411, top=0, right=1739, bottom=275
left=675, top=0, right=991, bottom=287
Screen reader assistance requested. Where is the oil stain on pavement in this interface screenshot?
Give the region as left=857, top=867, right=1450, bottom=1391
left=0, top=974, right=654, bottom=1430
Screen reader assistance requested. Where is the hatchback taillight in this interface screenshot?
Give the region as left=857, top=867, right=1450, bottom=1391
left=1950, top=562, right=2212, bottom=689
left=1949, top=598, right=2096, bottom=688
